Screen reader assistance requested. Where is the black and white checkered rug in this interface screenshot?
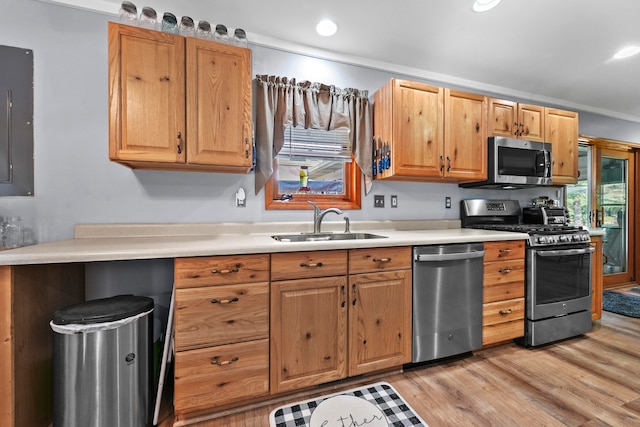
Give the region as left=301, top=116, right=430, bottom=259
left=269, top=382, right=428, bottom=427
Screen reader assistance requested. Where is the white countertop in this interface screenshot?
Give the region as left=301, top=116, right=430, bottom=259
left=0, top=220, right=530, bottom=266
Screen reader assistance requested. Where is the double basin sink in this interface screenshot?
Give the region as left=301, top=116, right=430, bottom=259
left=272, top=232, right=387, bottom=242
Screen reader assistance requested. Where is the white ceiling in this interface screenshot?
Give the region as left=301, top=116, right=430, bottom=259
left=43, top=0, right=640, bottom=123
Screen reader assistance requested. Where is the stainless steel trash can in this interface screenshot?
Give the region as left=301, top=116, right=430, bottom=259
left=51, top=295, right=154, bottom=427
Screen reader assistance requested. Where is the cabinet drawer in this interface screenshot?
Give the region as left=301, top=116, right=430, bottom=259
left=271, top=250, right=347, bottom=280
left=483, top=281, right=525, bottom=303
left=483, top=297, right=525, bottom=326
left=174, top=339, right=269, bottom=415
left=482, top=319, right=524, bottom=346
left=349, top=246, right=411, bottom=273
left=484, top=258, right=525, bottom=286
left=175, top=282, right=269, bottom=351
left=175, top=254, right=270, bottom=288
left=483, top=240, right=525, bottom=262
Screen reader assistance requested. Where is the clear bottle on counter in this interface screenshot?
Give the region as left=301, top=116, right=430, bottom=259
left=4, top=216, right=23, bottom=248
left=179, top=16, right=195, bottom=37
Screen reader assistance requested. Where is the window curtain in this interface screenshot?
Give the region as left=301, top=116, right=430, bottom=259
left=254, top=75, right=372, bottom=195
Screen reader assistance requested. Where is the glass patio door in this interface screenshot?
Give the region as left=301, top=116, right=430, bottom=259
left=566, top=145, right=593, bottom=227
left=597, top=149, right=635, bottom=287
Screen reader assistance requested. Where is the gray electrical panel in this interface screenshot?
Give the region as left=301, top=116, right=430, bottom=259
left=1, top=45, right=34, bottom=196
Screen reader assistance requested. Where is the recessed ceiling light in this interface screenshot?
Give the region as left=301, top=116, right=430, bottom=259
left=316, top=19, right=337, bottom=37
left=473, top=0, right=502, bottom=12
left=613, top=46, right=640, bottom=59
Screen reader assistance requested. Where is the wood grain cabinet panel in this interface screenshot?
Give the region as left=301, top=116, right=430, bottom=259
left=545, top=107, right=579, bottom=184
left=173, top=254, right=270, bottom=418
left=175, top=254, right=269, bottom=288
left=489, top=98, right=545, bottom=142
left=174, top=339, right=269, bottom=414
left=372, top=79, right=487, bottom=182
left=271, top=250, right=347, bottom=280
left=349, top=246, right=411, bottom=273
left=348, top=269, right=412, bottom=376
left=108, top=22, right=252, bottom=173
left=174, top=282, right=269, bottom=351
left=270, top=276, right=348, bottom=393
left=482, top=241, right=526, bottom=346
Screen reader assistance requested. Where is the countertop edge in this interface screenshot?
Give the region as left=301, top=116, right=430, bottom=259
left=0, top=227, right=529, bottom=266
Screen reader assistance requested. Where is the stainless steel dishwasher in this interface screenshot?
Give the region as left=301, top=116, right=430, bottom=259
left=412, top=243, right=484, bottom=363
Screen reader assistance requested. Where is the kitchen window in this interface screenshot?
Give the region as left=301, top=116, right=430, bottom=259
left=254, top=75, right=372, bottom=210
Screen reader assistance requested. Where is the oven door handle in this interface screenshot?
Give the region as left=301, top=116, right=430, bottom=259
left=536, top=247, right=595, bottom=257
left=416, top=251, right=485, bottom=262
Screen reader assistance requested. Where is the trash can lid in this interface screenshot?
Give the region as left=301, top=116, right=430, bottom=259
left=52, top=294, right=154, bottom=325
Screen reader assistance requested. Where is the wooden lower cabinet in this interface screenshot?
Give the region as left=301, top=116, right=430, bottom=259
left=482, top=240, right=526, bottom=346
left=348, top=269, right=412, bottom=375
left=270, top=276, right=348, bottom=393
left=174, top=339, right=269, bottom=413
left=591, top=236, right=603, bottom=320
left=173, top=255, right=270, bottom=418
left=270, top=247, right=412, bottom=394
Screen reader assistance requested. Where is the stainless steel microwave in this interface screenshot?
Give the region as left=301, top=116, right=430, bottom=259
left=460, top=136, right=552, bottom=189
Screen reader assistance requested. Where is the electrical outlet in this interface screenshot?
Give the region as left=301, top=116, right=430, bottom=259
left=391, top=195, right=398, bottom=208
left=374, top=195, right=385, bottom=208
left=445, top=196, right=451, bottom=209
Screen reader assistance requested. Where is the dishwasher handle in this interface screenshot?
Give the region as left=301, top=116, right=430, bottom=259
left=415, top=250, right=485, bottom=262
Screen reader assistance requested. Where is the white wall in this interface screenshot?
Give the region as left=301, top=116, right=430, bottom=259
left=1, top=0, right=638, bottom=244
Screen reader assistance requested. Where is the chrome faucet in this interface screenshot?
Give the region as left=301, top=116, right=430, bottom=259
left=308, top=201, right=343, bottom=234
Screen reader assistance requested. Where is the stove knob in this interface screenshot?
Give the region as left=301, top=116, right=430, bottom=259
left=537, top=236, right=546, bottom=244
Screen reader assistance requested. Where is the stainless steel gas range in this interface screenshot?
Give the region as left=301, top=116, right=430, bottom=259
left=461, top=199, right=594, bottom=347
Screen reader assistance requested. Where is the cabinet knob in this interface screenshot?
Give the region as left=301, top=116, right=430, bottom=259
left=499, top=249, right=512, bottom=253
left=372, top=257, right=392, bottom=263
left=499, top=308, right=513, bottom=315
left=498, top=268, right=512, bottom=274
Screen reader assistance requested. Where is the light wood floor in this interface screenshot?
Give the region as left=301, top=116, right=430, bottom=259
left=161, top=311, right=640, bottom=427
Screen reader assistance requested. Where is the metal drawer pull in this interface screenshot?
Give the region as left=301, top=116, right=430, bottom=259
left=300, top=262, right=323, bottom=268
left=210, top=297, right=239, bottom=304
left=373, top=257, right=392, bottom=263
left=211, top=267, right=239, bottom=274
left=498, top=268, right=512, bottom=274
left=499, top=308, right=513, bottom=315
left=211, top=356, right=239, bottom=366
left=499, top=249, right=512, bottom=253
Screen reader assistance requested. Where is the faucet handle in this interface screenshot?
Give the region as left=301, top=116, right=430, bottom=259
left=344, top=217, right=351, bottom=233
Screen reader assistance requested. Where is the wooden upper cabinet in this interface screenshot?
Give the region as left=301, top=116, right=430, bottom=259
left=489, top=99, right=545, bottom=142
left=444, top=89, right=487, bottom=180
left=108, top=22, right=186, bottom=164
left=372, top=79, right=487, bottom=182
left=545, top=107, right=579, bottom=184
left=108, top=22, right=252, bottom=173
left=373, top=79, right=444, bottom=179
left=186, top=37, right=252, bottom=170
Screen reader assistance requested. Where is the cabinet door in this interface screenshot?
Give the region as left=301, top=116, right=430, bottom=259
left=518, top=104, right=545, bottom=142
left=108, top=23, right=186, bottom=164
left=444, top=89, right=487, bottom=180
left=488, top=98, right=517, bottom=138
left=546, top=108, right=579, bottom=184
left=348, top=270, right=411, bottom=376
left=270, top=276, right=347, bottom=393
left=373, top=79, right=443, bottom=179
left=186, top=39, right=252, bottom=171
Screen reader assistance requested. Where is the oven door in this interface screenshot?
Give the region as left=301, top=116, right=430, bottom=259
left=526, top=245, right=594, bottom=320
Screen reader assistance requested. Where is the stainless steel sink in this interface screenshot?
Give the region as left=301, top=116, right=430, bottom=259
left=271, top=232, right=387, bottom=242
